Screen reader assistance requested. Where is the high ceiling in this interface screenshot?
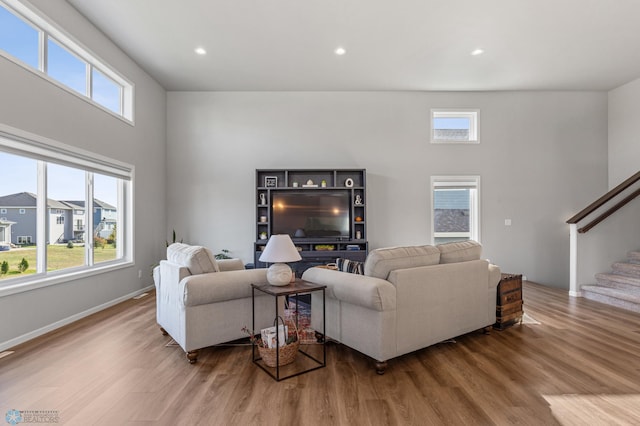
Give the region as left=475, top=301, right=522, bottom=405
left=67, top=0, right=640, bottom=92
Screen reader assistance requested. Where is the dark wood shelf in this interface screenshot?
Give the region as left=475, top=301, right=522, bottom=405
left=255, top=169, right=368, bottom=273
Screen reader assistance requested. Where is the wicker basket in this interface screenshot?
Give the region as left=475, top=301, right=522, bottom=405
left=258, top=317, right=300, bottom=368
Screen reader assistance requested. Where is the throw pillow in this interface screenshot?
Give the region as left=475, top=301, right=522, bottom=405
left=335, top=257, right=364, bottom=275
left=167, top=243, right=220, bottom=275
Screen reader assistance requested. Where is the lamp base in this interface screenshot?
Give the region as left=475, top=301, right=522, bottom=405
left=267, top=263, right=293, bottom=286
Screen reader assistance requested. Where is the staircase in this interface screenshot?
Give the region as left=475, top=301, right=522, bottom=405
left=582, top=251, right=640, bottom=313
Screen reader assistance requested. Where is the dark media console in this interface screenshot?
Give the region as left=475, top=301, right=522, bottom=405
left=255, top=169, right=368, bottom=275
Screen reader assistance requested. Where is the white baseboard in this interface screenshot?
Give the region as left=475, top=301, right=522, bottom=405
left=0, top=285, right=154, bottom=352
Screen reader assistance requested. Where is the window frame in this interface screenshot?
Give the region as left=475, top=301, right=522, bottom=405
left=430, top=176, right=481, bottom=244
left=430, top=109, right=480, bottom=144
left=0, top=124, right=134, bottom=296
left=0, top=0, right=134, bottom=123
left=17, top=236, right=32, bottom=244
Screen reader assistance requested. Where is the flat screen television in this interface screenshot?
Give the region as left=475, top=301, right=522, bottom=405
left=271, top=190, right=351, bottom=239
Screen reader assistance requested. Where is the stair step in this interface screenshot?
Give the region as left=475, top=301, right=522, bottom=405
left=595, top=273, right=640, bottom=290
left=611, top=261, right=640, bottom=278
left=628, top=251, right=640, bottom=264
left=581, top=285, right=640, bottom=314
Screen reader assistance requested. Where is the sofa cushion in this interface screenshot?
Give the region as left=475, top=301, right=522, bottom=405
left=364, top=245, right=440, bottom=280
left=335, top=257, right=364, bottom=274
left=167, top=243, right=220, bottom=275
left=437, top=240, right=482, bottom=264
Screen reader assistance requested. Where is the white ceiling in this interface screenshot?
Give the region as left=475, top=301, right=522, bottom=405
left=67, top=0, right=640, bottom=92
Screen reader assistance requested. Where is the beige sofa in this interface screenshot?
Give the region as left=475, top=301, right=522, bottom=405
left=154, top=243, right=277, bottom=363
left=301, top=241, right=501, bottom=374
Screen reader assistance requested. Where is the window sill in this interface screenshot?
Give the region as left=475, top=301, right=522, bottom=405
left=430, top=139, right=480, bottom=144
left=0, top=260, right=134, bottom=298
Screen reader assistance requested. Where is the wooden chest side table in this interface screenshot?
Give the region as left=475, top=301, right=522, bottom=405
left=494, top=273, right=523, bottom=330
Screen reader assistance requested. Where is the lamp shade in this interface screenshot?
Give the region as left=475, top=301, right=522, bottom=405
left=259, top=235, right=302, bottom=286
left=259, top=234, right=302, bottom=263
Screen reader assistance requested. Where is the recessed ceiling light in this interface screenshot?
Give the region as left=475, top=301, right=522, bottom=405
left=334, top=46, right=346, bottom=56
left=195, top=47, right=207, bottom=55
left=471, top=48, right=484, bottom=56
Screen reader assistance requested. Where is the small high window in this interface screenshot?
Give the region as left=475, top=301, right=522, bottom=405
left=431, top=109, right=479, bottom=144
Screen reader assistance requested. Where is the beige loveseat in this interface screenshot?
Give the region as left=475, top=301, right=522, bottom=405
left=301, top=241, right=500, bottom=374
left=154, top=243, right=277, bottom=363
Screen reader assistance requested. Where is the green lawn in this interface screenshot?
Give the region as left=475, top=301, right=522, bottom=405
left=0, top=245, right=117, bottom=280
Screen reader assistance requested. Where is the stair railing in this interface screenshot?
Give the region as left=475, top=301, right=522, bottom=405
left=566, top=170, right=640, bottom=296
left=567, top=170, right=640, bottom=233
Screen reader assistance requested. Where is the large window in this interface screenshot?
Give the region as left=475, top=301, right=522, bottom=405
left=0, top=0, right=132, bottom=121
left=0, top=127, right=132, bottom=288
left=431, top=176, right=480, bottom=244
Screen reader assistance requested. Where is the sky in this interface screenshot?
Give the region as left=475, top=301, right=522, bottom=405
left=0, top=152, right=118, bottom=206
left=0, top=5, right=120, bottom=206
left=0, top=4, right=121, bottom=114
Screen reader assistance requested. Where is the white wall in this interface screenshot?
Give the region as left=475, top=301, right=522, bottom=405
left=167, top=91, right=608, bottom=289
left=608, top=77, right=640, bottom=187
left=569, top=76, right=640, bottom=290
left=0, top=0, right=166, bottom=347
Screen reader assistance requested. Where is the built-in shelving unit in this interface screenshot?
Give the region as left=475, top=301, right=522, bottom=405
left=255, top=169, right=368, bottom=275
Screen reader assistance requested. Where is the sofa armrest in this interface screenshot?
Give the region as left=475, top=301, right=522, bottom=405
left=488, top=264, right=501, bottom=289
left=159, top=260, right=191, bottom=292
left=181, top=268, right=269, bottom=307
left=217, top=258, right=245, bottom=272
left=301, top=267, right=396, bottom=311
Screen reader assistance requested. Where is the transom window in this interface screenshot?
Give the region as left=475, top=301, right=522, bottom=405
left=431, top=109, right=479, bottom=144
left=431, top=176, right=480, bottom=244
left=0, top=0, right=133, bottom=121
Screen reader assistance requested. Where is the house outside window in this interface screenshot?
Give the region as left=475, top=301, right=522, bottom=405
left=0, top=126, right=133, bottom=286
left=431, top=176, right=480, bottom=244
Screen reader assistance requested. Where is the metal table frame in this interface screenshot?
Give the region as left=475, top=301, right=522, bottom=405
left=251, top=279, right=326, bottom=381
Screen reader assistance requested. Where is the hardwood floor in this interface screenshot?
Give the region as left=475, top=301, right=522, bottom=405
left=2, top=282, right=640, bottom=425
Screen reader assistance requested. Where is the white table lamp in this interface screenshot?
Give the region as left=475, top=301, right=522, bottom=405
left=259, top=234, right=302, bottom=286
